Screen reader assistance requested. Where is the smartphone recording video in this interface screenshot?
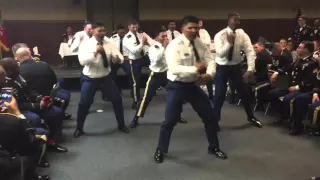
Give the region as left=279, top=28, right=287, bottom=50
left=0, top=87, right=12, bottom=107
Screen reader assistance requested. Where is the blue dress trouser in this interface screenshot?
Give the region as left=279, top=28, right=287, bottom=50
left=76, top=74, right=125, bottom=130
left=157, top=81, right=219, bottom=153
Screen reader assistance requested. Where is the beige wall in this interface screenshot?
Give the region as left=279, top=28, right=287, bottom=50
left=139, top=0, right=320, bottom=20
left=0, top=0, right=86, bottom=20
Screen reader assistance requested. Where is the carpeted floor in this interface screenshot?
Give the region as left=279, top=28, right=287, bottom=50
left=42, top=89, right=320, bottom=180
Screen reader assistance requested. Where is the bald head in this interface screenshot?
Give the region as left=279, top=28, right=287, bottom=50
left=15, top=47, right=32, bottom=62
left=272, top=42, right=282, bottom=55
left=0, top=65, right=6, bottom=88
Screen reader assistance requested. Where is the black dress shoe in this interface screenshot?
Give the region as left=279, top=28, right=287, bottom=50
left=132, top=101, right=138, bottom=110
left=130, top=116, right=139, bottom=128
left=37, top=175, right=50, bottom=180
left=289, top=128, right=302, bottom=136
left=118, top=126, right=130, bottom=133
left=74, top=128, right=84, bottom=138
left=309, top=131, right=320, bottom=136
left=310, top=176, right=320, bottom=180
left=63, top=113, right=72, bottom=120
left=178, top=118, right=188, bottom=124
left=248, top=117, right=263, bottom=128
left=38, top=159, right=50, bottom=168
left=154, top=148, right=164, bottom=163
left=48, top=143, right=68, bottom=153
left=208, top=148, right=228, bottom=160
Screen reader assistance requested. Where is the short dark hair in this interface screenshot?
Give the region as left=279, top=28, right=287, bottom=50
left=0, top=57, right=16, bottom=73
left=116, top=24, right=125, bottom=30
left=181, top=15, right=199, bottom=26
left=255, top=42, right=265, bottom=47
left=92, top=23, right=104, bottom=29
left=128, top=20, right=138, bottom=26
left=152, top=28, right=166, bottom=39
left=301, top=41, right=314, bottom=53
left=298, top=15, right=308, bottom=21
left=167, top=20, right=175, bottom=25
left=228, top=12, right=240, bottom=20
left=83, top=21, right=92, bottom=28
left=280, top=38, right=287, bottom=42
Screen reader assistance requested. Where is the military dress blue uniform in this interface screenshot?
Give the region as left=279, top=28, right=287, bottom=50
left=291, top=62, right=320, bottom=135
left=213, top=27, right=261, bottom=127
left=268, top=55, right=317, bottom=122
left=130, top=41, right=168, bottom=127
left=154, top=34, right=225, bottom=163
left=74, top=36, right=128, bottom=138
left=123, top=31, right=152, bottom=109
left=6, top=75, right=63, bottom=141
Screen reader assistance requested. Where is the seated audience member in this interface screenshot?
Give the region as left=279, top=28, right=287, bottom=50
left=286, top=41, right=299, bottom=62
left=270, top=42, right=293, bottom=71
left=0, top=66, right=49, bottom=180
left=0, top=58, right=68, bottom=153
left=15, top=47, right=71, bottom=118
left=268, top=41, right=317, bottom=124
left=279, top=38, right=287, bottom=50
left=62, top=25, right=74, bottom=43
left=290, top=52, right=320, bottom=135
left=0, top=65, right=50, bottom=168
left=253, top=42, right=273, bottom=109
left=11, top=43, right=41, bottom=62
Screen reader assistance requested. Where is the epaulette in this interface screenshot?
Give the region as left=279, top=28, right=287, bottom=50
left=127, top=34, right=132, bottom=38
left=154, top=45, right=159, bottom=49
left=112, top=35, right=117, bottom=38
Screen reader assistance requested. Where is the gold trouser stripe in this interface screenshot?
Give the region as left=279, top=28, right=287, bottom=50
left=254, top=82, right=270, bottom=98
left=55, top=97, right=66, bottom=109
left=137, top=72, right=154, bottom=117
left=290, top=98, right=295, bottom=116
left=35, top=135, right=47, bottom=164
left=313, top=106, right=320, bottom=124
left=129, top=60, right=137, bottom=102
left=33, top=57, right=40, bottom=61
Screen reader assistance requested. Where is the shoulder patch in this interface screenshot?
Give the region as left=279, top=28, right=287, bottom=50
left=154, top=45, right=159, bottom=49
left=127, top=34, right=132, bottom=38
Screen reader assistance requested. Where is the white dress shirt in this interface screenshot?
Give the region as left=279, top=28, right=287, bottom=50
left=166, top=34, right=215, bottom=82
left=123, top=31, right=145, bottom=60
left=78, top=37, right=124, bottom=78
left=149, top=41, right=168, bottom=73
left=69, top=30, right=91, bottom=54
left=214, top=27, right=256, bottom=72
left=110, top=34, right=129, bottom=56
left=139, top=32, right=155, bottom=55
left=199, top=29, right=211, bottom=47
left=166, top=30, right=181, bottom=41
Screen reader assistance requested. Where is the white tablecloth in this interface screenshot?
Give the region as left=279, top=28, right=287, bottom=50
left=58, top=43, right=77, bottom=58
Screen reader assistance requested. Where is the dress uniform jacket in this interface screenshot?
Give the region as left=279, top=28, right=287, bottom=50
left=19, top=59, right=57, bottom=96
left=255, top=49, right=272, bottom=82
left=270, top=54, right=292, bottom=71
left=293, top=25, right=314, bottom=46
left=313, top=27, right=320, bottom=41
left=6, top=75, right=43, bottom=112
left=0, top=113, right=42, bottom=179
left=277, top=55, right=317, bottom=92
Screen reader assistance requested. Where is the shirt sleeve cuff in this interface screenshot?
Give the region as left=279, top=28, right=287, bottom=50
left=17, top=114, right=26, bottom=119
left=295, top=85, right=300, bottom=90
